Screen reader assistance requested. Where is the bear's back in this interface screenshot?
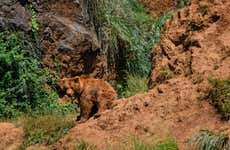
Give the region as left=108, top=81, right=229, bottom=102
left=80, top=75, right=117, bottom=99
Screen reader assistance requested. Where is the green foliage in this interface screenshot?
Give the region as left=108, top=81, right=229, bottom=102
left=0, top=32, right=74, bottom=118
left=115, top=74, right=148, bottom=98
left=88, top=0, right=173, bottom=76
left=208, top=78, right=230, bottom=120
left=29, top=4, right=39, bottom=35
left=130, top=137, right=178, bottom=150
left=17, top=113, right=76, bottom=148
left=124, top=74, right=148, bottom=97
left=186, top=130, right=230, bottom=150
left=116, top=81, right=127, bottom=98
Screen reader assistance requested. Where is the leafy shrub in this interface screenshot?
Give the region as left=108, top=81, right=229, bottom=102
left=208, top=78, right=230, bottom=120
left=17, top=113, right=76, bottom=148
left=186, top=130, right=230, bottom=150
left=87, top=0, right=173, bottom=76
left=0, top=31, right=74, bottom=118
left=29, top=4, right=39, bottom=36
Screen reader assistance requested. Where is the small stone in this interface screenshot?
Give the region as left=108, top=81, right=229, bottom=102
left=1, top=5, right=11, bottom=13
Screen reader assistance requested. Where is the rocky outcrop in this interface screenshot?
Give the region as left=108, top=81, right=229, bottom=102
left=0, top=0, right=31, bottom=32
left=0, top=0, right=108, bottom=79
left=38, top=0, right=107, bottom=79
left=148, top=0, right=230, bottom=87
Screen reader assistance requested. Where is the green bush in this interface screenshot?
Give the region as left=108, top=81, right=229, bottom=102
left=0, top=31, right=74, bottom=118
left=186, top=130, right=230, bottom=150
left=208, top=78, right=230, bottom=120
left=87, top=0, right=173, bottom=76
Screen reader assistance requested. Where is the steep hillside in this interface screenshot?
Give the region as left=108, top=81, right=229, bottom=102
left=148, top=0, right=230, bottom=86
left=51, top=0, right=230, bottom=149
left=56, top=78, right=229, bottom=149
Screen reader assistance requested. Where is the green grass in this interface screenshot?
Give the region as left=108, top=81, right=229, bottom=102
left=149, top=65, right=174, bottom=88
left=73, top=137, right=178, bottom=150
left=131, top=137, right=178, bottom=150
left=187, top=130, right=230, bottom=150
left=124, top=75, right=148, bottom=98
left=155, top=66, right=174, bottom=84
left=16, top=113, right=76, bottom=148
left=208, top=78, right=230, bottom=120
left=74, top=142, right=96, bottom=150
left=116, top=74, right=148, bottom=98
left=87, top=0, right=173, bottom=76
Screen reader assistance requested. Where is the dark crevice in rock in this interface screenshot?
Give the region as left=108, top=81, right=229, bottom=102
left=183, top=40, right=201, bottom=50
left=161, top=45, right=171, bottom=60
left=209, top=15, right=220, bottom=23
left=173, top=33, right=189, bottom=46
left=19, top=0, right=29, bottom=7
left=189, top=21, right=206, bottom=31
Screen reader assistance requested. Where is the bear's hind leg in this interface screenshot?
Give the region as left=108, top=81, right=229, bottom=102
left=97, top=94, right=112, bottom=114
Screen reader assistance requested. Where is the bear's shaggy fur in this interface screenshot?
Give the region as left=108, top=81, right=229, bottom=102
left=58, top=75, right=117, bottom=123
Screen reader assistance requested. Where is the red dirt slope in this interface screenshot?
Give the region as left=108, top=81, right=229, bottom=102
left=54, top=0, right=230, bottom=149
left=149, top=0, right=230, bottom=85
left=55, top=78, right=229, bottom=150
left=0, top=122, right=22, bottom=150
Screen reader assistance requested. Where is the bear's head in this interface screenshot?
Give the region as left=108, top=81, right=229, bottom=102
left=57, top=76, right=83, bottom=97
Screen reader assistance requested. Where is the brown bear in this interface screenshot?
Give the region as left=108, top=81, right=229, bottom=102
left=58, top=75, right=117, bottom=123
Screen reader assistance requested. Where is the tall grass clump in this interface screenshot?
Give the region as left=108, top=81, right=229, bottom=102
left=87, top=0, right=173, bottom=76
left=0, top=31, right=75, bottom=118
left=16, top=113, right=76, bottom=148
left=208, top=78, right=230, bottom=120
left=187, top=130, right=230, bottom=150
left=73, top=137, right=178, bottom=150
left=131, top=137, right=178, bottom=150
left=74, top=142, right=96, bottom=150
left=116, top=74, right=148, bottom=98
